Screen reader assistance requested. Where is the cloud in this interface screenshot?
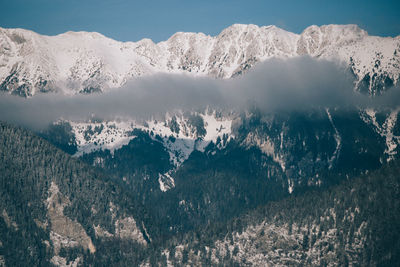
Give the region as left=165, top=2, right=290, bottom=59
left=0, top=56, right=398, bottom=129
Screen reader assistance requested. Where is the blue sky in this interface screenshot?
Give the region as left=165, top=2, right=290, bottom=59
left=1, top=0, right=399, bottom=42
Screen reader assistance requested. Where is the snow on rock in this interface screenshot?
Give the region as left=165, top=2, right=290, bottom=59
left=288, top=179, right=294, bottom=194
left=361, top=108, right=400, bottom=161
left=326, top=108, right=342, bottom=168
left=1, top=24, right=398, bottom=96
left=159, top=172, right=175, bottom=192
left=381, top=108, right=400, bottom=160
left=145, top=112, right=233, bottom=166
left=209, top=216, right=366, bottom=266
left=298, top=24, right=400, bottom=95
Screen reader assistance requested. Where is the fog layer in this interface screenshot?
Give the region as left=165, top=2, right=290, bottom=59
left=0, top=57, right=398, bottom=129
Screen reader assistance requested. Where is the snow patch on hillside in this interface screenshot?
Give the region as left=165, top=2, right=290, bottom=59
left=70, top=112, right=233, bottom=167
left=326, top=108, right=342, bottom=168
left=361, top=108, right=400, bottom=161
left=159, top=172, right=175, bottom=192
left=70, top=121, right=135, bottom=156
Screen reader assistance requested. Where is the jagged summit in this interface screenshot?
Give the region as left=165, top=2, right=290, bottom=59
left=0, top=24, right=399, bottom=96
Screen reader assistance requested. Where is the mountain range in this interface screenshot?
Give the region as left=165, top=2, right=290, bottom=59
left=1, top=24, right=399, bottom=96
left=1, top=24, right=400, bottom=266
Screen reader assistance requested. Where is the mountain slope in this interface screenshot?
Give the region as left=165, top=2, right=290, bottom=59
left=1, top=120, right=400, bottom=266
left=1, top=24, right=399, bottom=96
left=0, top=122, right=151, bottom=266
left=64, top=107, right=397, bottom=250
left=147, top=159, right=400, bottom=266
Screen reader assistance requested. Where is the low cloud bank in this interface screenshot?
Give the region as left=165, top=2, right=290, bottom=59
left=0, top=56, right=398, bottom=129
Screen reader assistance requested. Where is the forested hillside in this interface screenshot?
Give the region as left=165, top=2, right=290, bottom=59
left=0, top=122, right=151, bottom=266
left=143, top=160, right=400, bottom=266
left=80, top=131, right=289, bottom=240
left=1, top=121, right=400, bottom=266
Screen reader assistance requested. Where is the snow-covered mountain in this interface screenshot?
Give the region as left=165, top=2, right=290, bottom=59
left=1, top=24, right=399, bottom=96
left=2, top=23, right=400, bottom=267
left=2, top=23, right=400, bottom=195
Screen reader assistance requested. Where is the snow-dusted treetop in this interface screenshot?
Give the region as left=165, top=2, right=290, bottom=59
left=0, top=24, right=399, bottom=96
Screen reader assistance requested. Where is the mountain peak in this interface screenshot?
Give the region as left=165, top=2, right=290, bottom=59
left=219, top=23, right=261, bottom=35
left=58, top=30, right=107, bottom=40
left=301, top=24, right=368, bottom=40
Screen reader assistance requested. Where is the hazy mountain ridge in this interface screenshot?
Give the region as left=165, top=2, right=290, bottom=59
left=1, top=24, right=399, bottom=96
